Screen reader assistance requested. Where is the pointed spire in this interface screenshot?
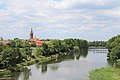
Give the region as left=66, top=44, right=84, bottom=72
left=30, top=28, right=33, bottom=39
left=31, top=28, right=33, bottom=32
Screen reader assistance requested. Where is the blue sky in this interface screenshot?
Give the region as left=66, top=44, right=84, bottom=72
left=0, top=0, right=120, bottom=41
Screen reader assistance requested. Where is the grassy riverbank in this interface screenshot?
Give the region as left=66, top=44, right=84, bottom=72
left=0, top=54, right=58, bottom=76
left=89, top=68, right=120, bottom=80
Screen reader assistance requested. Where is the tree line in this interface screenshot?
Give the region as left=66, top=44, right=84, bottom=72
left=88, top=41, right=107, bottom=47
left=0, top=39, right=33, bottom=69
left=7, top=38, right=36, bottom=48
left=35, top=39, right=88, bottom=57
left=0, top=38, right=88, bottom=70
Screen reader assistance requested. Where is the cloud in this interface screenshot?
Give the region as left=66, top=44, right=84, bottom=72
left=55, top=0, right=120, bottom=9
left=0, top=0, right=120, bottom=40
left=100, top=7, right=120, bottom=17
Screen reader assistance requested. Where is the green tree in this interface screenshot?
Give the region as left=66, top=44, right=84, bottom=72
left=0, top=42, right=6, bottom=53
left=35, top=39, right=88, bottom=57
left=8, top=40, right=16, bottom=47
left=15, top=39, right=23, bottom=48
left=107, top=35, right=120, bottom=60
left=0, top=47, right=20, bottom=69
left=21, top=47, right=32, bottom=61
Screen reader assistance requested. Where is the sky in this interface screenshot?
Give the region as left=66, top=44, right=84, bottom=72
left=0, top=0, right=120, bottom=41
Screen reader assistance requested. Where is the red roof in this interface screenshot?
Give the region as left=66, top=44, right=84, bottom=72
left=30, top=38, right=43, bottom=46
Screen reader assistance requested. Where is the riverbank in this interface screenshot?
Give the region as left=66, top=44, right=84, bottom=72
left=89, top=35, right=120, bottom=80
left=0, top=53, right=59, bottom=77
left=89, top=46, right=106, bottom=49
left=89, top=68, right=120, bottom=80
left=0, top=49, right=84, bottom=78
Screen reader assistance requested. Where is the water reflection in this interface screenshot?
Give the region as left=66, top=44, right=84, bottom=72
left=0, top=49, right=88, bottom=80
left=89, top=49, right=108, bottom=54
left=1, top=48, right=110, bottom=80
left=41, top=64, right=47, bottom=73
left=13, top=68, right=31, bottom=80
left=12, top=72, right=21, bottom=80
left=0, top=68, right=31, bottom=80
left=107, top=59, right=120, bottom=68
left=50, top=65, right=58, bottom=71
left=35, top=49, right=88, bottom=74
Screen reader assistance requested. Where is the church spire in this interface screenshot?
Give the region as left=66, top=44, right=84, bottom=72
left=30, top=28, right=33, bottom=39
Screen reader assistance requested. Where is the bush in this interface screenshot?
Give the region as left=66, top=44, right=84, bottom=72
left=0, top=70, right=11, bottom=76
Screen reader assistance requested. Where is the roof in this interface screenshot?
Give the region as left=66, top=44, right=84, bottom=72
left=30, top=38, right=43, bottom=46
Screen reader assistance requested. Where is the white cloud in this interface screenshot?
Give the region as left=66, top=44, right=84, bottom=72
left=55, top=0, right=115, bottom=9
left=0, top=0, right=120, bottom=40
left=100, top=7, right=120, bottom=17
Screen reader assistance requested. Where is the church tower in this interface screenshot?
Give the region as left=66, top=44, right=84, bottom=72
left=30, top=28, right=33, bottom=39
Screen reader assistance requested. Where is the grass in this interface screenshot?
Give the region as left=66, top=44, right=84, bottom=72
left=0, top=70, right=11, bottom=77
left=89, top=68, right=120, bottom=80
left=35, top=54, right=58, bottom=64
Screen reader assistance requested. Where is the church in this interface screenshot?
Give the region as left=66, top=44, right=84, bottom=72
left=29, top=28, right=43, bottom=46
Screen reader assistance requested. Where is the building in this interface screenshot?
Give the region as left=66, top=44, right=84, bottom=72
left=0, top=37, right=10, bottom=44
left=29, top=28, right=44, bottom=46
left=0, top=28, right=48, bottom=46
left=30, top=28, right=33, bottom=39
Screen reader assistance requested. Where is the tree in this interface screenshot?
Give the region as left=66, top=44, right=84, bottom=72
left=41, top=43, right=49, bottom=56
left=15, top=39, right=23, bottom=48
left=0, top=42, right=6, bottom=53
left=0, top=47, right=20, bottom=69
left=21, top=47, right=32, bottom=61
left=107, top=35, right=120, bottom=60
left=8, top=40, right=16, bottom=47
left=22, top=41, right=30, bottom=47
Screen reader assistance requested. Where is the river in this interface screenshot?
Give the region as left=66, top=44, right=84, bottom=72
left=15, top=48, right=111, bottom=80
